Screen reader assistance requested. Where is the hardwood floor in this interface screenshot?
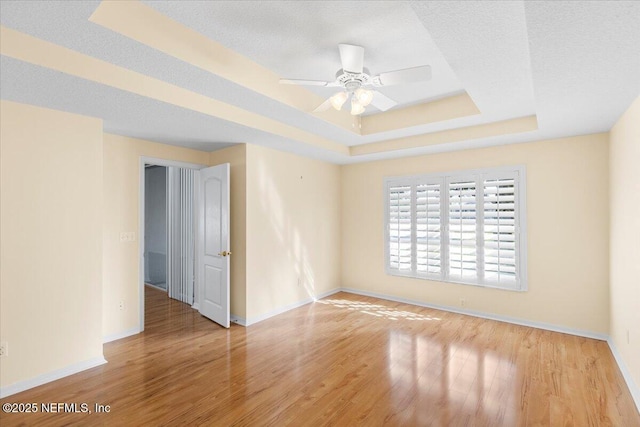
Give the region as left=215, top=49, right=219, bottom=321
left=1, top=286, right=638, bottom=426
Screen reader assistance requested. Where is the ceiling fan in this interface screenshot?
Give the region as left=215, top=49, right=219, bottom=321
left=279, top=43, right=432, bottom=115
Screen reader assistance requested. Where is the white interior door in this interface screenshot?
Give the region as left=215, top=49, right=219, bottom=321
left=197, top=163, right=230, bottom=328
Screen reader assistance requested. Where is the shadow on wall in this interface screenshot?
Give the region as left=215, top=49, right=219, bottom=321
left=257, top=157, right=318, bottom=307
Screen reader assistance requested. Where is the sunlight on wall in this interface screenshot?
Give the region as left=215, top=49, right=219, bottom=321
left=258, top=158, right=285, bottom=242
left=256, top=156, right=316, bottom=305
left=246, top=145, right=340, bottom=319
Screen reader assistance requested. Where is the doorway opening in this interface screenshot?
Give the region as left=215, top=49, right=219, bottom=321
left=144, top=165, right=167, bottom=292
left=139, top=157, right=203, bottom=331
left=143, top=164, right=196, bottom=306
left=139, top=157, right=231, bottom=331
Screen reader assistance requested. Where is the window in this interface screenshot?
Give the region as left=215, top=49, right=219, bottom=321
left=385, top=166, right=527, bottom=291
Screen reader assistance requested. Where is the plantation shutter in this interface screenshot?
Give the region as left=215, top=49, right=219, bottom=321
left=416, top=182, right=441, bottom=275
left=483, top=176, right=518, bottom=285
left=388, top=184, right=412, bottom=272
left=384, top=166, right=526, bottom=290
left=448, top=179, right=477, bottom=280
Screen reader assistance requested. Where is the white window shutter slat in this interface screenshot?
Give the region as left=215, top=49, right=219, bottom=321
left=388, top=184, right=412, bottom=272
left=416, top=182, right=441, bottom=275
left=448, top=180, right=477, bottom=280
left=483, top=177, right=517, bottom=284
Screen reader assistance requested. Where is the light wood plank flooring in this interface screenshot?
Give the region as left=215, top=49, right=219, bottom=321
left=1, top=286, right=638, bottom=426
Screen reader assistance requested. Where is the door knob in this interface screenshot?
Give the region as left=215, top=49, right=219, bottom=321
left=218, top=251, right=232, bottom=257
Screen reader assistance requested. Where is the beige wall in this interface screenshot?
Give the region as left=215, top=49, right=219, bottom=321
left=104, top=138, right=339, bottom=326
left=609, top=96, right=640, bottom=394
left=0, top=101, right=103, bottom=388
left=0, top=96, right=628, bottom=397
left=341, top=133, right=610, bottom=334
left=210, top=145, right=247, bottom=319
left=102, top=134, right=209, bottom=338
left=245, top=144, right=341, bottom=321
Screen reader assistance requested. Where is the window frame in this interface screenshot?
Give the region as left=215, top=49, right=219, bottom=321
left=384, top=165, right=528, bottom=292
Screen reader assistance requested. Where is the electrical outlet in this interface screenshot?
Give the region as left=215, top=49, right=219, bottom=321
left=0, top=342, right=7, bottom=357
left=627, top=330, right=630, bottom=344
left=119, top=300, right=125, bottom=311
left=119, top=232, right=136, bottom=242
left=297, top=277, right=301, bottom=287
left=460, top=298, right=466, bottom=307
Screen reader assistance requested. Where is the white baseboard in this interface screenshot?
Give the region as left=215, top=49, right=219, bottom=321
left=0, top=356, right=107, bottom=399
left=232, top=286, right=607, bottom=340
left=230, top=315, right=247, bottom=326
left=607, top=338, right=640, bottom=412
left=103, top=327, right=141, bottom=344
left=237, top=288, right=342, bottom=327
left=340, top=287, right=608, bottom=341
left=144, top=283, right=166, bottom=292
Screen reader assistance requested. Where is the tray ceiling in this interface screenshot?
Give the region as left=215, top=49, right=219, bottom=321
left=0, top=1, right=638, bottom=164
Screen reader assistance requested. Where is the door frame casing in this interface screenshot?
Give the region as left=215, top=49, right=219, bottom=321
left=138, top=156, right=206, bottom=333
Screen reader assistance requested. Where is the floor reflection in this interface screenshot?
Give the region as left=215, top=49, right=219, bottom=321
left=316, top=294, right=519, bottom=423
left=11, top=289, right=634, bottom=425
left=385, top=324, right=517, bottom=424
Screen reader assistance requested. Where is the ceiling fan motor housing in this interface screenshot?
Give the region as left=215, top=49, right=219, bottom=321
left=336, top=68, right=370, bottom=92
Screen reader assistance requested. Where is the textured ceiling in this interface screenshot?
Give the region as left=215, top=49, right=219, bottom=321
left=143, top=0, right=465, bottom=109
left=0, top=0, right=638, bottom=164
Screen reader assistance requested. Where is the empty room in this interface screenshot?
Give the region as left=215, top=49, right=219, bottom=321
left=0, top=1, right=638, bottom=426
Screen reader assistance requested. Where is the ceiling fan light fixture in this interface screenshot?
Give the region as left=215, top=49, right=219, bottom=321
left=355, top=88, right=373, bottom=107
left=280, top=43, right=432, bottom=115
left=350, top=98, right=365, bottom=115
left=329, top=91, right=348, bottom=110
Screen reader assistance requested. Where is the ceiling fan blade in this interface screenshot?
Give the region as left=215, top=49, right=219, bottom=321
left=370, top=91, right=397, bottom=112
left=374, top=65, right=432, bottom=86
left=279, top=78, right=332, bottom=87
left=338, top=44, right=364, bottom=74
left=313, top=98, right=332, bottom=112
